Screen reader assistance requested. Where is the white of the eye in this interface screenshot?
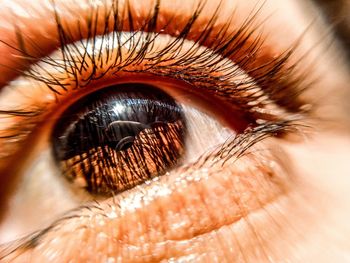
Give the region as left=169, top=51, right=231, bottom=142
left=0, top=149, right=80, bottom=243
left=182, top=104, right=233, bottom=162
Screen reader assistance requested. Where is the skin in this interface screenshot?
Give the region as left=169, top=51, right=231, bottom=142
left=0, top=0, right=350, bottom=262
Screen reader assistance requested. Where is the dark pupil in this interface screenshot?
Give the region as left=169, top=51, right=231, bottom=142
left=52, top=83, right=186, bottom=196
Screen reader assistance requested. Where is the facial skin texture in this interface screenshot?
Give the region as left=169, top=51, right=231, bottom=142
left=0, top=0, right=350, bottom=262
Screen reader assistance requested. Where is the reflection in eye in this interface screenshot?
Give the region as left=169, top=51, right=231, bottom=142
left=0, top=0, right=311, bottom=260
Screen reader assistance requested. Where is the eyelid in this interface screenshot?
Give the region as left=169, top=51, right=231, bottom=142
left=0, top=0, right=310, bottom=116
left=0, top=0, right=310, bottom=184
left=0, top=28, right=305, bottom=165
left=0, top=0, right=299, bottom=88
left=0, top=3, right=314, bottom=165
left=0, top=123, right=295, bottom=261
left=4, top=0, right=347, bottom=127
left=0, top=1, right=316, bottom=260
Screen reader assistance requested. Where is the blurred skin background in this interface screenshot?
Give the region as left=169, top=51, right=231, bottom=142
left=313, top=0, right=350, bottom=61
left=0, top=0, right=349, bottom=262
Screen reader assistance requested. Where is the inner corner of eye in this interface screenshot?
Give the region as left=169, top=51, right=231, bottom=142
left=48, top=81, right=235, bottom=198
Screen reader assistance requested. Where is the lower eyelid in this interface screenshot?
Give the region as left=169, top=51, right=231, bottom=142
left=1, top=138, right=293, bottom=261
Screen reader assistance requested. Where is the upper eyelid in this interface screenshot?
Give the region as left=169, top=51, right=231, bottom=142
left=0, top=0, right=304, bottom=88
left=0, top=120, right=294, bottom=259
left=0, top=0, right=310, bottom=114
left=4, top=0, right=347, bottom=127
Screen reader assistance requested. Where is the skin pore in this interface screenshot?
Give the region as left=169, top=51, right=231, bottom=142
left=0, top=0, right=350, bottom=262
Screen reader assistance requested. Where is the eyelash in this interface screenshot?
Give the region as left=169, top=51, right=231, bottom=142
left=0, top=120, right=296, bottom=259
left=0, top=0, right=310, bottom=160
left=0, top=0, right=313, bottom=256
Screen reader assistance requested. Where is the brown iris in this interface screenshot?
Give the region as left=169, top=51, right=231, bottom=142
left=52, top=83, right=186, bottom=196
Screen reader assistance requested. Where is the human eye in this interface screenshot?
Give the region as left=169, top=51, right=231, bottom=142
left=1, top=0, right=350, bottom=262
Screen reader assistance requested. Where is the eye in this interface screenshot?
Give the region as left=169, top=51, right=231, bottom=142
left=0, top=0, right=310, bottom=259
left=35, top=79, right=235, bottom=198
left=0, top=75, right=238, bottom=240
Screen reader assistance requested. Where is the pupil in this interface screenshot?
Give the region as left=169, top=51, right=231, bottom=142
left=52, top=83, right=186, bottom=196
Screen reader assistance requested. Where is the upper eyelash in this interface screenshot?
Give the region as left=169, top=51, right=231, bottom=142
left=2, top=0, right=308, bottom=113
left=0, top=0, right=311, bottom=160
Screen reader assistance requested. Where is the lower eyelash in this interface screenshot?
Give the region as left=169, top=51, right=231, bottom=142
left=0, top=119, right=295, bottom=259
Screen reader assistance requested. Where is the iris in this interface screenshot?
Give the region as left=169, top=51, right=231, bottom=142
left=52, top=83, right=186, bottom=196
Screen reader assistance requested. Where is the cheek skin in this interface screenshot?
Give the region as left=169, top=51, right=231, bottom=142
left=5, top=141, right=294, bottom=262
left=278, top=133, right=350, bottom=262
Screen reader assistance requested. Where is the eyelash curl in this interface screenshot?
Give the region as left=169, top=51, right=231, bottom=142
left=0, top=0, right=313, bottom=190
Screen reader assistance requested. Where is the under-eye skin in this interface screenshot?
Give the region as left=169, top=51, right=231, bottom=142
left=0, top=0, right=314, bottom=261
